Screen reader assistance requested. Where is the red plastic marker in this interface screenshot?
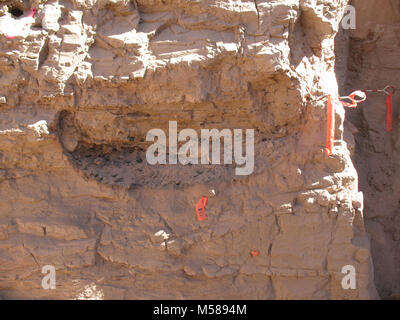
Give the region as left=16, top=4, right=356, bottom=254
left=250, top=250, right=259, bottom=257
left=195, top=196, right=207, bottom=221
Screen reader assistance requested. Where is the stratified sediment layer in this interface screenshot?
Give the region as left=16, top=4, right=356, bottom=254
left=0, top=0, right=378, bottom=299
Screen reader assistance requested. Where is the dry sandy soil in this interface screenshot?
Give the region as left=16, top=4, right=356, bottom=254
left=0, top=0, right=397, bottom=299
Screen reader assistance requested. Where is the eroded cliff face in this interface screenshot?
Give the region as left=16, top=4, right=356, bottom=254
left=0, top=0, right=378, bottom=299
left=337, top=0, right=400, bottom=299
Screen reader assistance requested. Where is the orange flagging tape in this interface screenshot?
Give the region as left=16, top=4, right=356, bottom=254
left=325, top=95, right=335, bottom=156
left=195, top=196, right=208, bottom=221
left=386, top=93, right=393, bottom=132
left=363, top=85, right=396, bottom=132
left=325, top=91, right=367, bottom=156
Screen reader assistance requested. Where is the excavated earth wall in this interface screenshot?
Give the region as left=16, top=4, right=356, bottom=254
left=337, top=0, right=400, bottom=300
left=0, top=0, right=380, bottom=299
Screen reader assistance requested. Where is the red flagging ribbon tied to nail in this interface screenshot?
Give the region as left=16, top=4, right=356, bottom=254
left=386, top=93, right=393, bottom=132
left=363, top=85, right=395, bottom=132
left=195, top=196, right=208, bottom=221
left=325, top=95, right=335, bottom=157
left=325, top=91, right=367, bottom=156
